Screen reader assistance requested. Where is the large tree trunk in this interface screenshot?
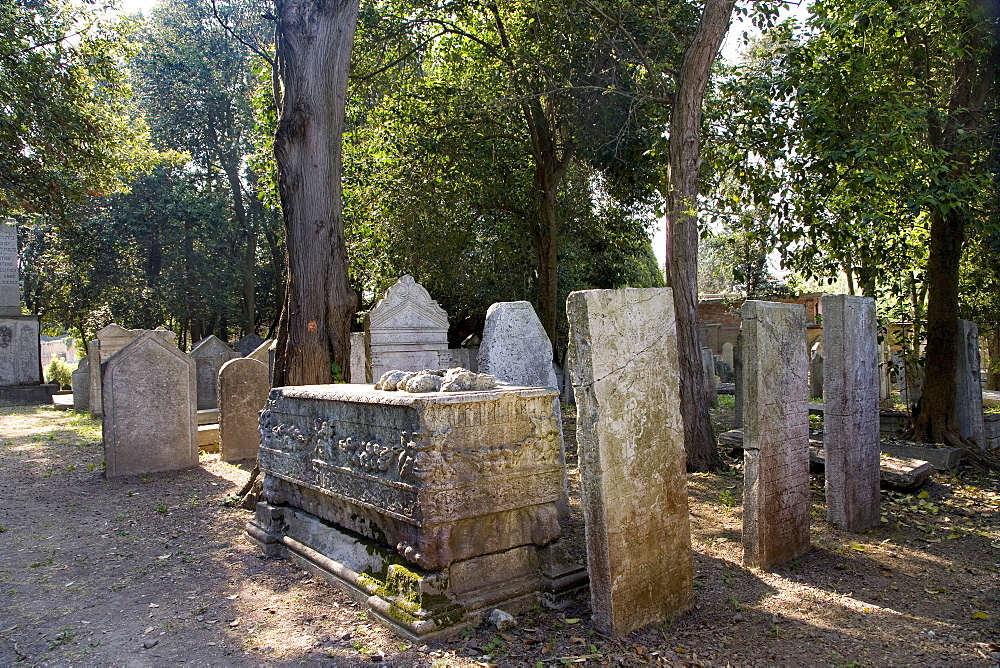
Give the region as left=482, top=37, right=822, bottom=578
left=665, top=0, right=735, bottom=472
left=271, top=0, right=359, bottom=386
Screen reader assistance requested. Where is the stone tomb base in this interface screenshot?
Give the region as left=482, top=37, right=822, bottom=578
left=246, top=384, right=586, bottom=639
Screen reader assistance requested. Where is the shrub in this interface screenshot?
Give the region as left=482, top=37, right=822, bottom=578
left=44, top=359, right=74, bottom=390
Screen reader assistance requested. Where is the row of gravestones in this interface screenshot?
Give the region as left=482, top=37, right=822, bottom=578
left=565, top=292, right=883, bottom=635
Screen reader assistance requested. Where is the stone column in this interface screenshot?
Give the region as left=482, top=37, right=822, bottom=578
left=349, top=332, right=367, bottom=383
left=956, top=320, right=985, bottom=447
left=822, top=295, right=880, bottom=532
left=566, top=288, right=692, bottom=636
left=741, top=300, right=810, bottom=569
left=734, top=333, right=743, bottom=428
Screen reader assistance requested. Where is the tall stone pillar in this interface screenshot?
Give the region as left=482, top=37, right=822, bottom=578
left=822, top=295, right=880, bottom=531
left=741, top=300, right=810, bottom=569
left=566, top=288, right=692, bottom=635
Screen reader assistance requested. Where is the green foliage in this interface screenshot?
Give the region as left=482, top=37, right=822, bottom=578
left=0, top=0, right=159, bottom=215
left=43, top=358, right=73, bottom=389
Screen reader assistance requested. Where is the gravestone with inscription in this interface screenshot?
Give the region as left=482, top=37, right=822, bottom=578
left=0, top=221, right=52, bottom=406
left=365, top=275, right=450, bottom=382
left=218, top=357, right=269, bottom=461
left=102, top=331, right=197, bottom=478
left=190, top=335, right=238, bottom=410
left=566, top=288, right=693, bottom=636
left=822, top=295, right=880, bottom=532
left=741, top=300, right=810, bottom=569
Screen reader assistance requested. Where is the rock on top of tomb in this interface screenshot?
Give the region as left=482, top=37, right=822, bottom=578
left=374, top=367, right=501, bottom=393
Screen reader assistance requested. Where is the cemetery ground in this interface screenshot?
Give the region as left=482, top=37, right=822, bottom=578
left=0, top=405, right=997, bottom=667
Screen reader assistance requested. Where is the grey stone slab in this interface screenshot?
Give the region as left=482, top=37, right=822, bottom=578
left=234, top=334, right=265, bottom=357
left=218, top=358, right=269, bottom=462
left=364, top=275, right=449, bottom=382
left=722, top=341, right=734, bottom=369
left=566, top=287, right=692, bottom=636
left=734, top=334, right=743, bottom=428
left=479, top=301, right=558, bottom=389
left=349, top=332, right=367, bottom=383
left=190, top=335, right=238, bottom=410
left=72, top=355, right=90, bottom=411
left=0, top=221, right=20, bottom=315
left=881, top=441, right=962, bottom=471
left=741, top=300, right=810, bottom=569
left=809, top=352, right=824, bottom=400
left=88, top=324, right=176, bottom=417
left=821, top=295, right=881, bottom=532
left=702, top=346, right=717, bottom=407
left=247, top=339, right=275, bottom=386
left=956, top=320, right=985, bottom=447
left=0, top=316, right=40, bottom=386
left=102, top=331, right=197, bottom=478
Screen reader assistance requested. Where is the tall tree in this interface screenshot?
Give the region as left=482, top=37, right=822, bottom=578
left=271, top=0, right=360, bottom=385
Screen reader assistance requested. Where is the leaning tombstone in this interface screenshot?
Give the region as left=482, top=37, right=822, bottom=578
left=218, top=358, right=270, bottom=462
left=189, top=335, right=238, bottom=410
left=956, top=320, right=986, bottom=447
left=741, top=300, right=810, bottom=569
left=822, top=295, right=880, bottom=532
left=72, top=355, right=91, bottom=412
left=364, top=275, right=449, bottom=382
left=566, top=287, right=693, bottom=636
left=234, top=334, right=265, bottom=357
left=479, top=301, right=558, bottom=389
left=102, top=331, right=197, bottom=478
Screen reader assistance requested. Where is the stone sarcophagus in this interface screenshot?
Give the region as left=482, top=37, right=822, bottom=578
left=247, top=384, right=584, bottom=639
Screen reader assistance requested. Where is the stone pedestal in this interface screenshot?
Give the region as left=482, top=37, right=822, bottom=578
left=247, top=384, right=585, bottom=639
left=566, top=288, right=692, bottom=636
left=822, top=295, right=880, bottom=532
left=741, top=300, right=810, bottom=569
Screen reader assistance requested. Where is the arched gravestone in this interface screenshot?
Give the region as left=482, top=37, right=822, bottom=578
left=234, top=334, right=265, bottom=357
left=478, top=301, right=558, bottom=389
left=72, top=355, right=90, bottom=411
left=89, top=324, right=176, bottom=417
left=102, top=331, right=197, bottom=478
left=190, top=335, right=238, bottom=410
left=365, top=275, right=449, bottom=382
left=218, top=358, right=270, bottom=462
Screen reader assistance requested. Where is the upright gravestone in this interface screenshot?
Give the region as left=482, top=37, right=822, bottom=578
left=102, top=331, right=197, bottom=478
left=722, top=341, right=734, bottom=369
left=218, top=358, right=270, bottom=462
left=234, top=334, right=265, bottom=357
left=822, top=295, right=880, bottom=532
left=809, top=351, right=824, bottom=400
left=89, top=325, right=176, bottom=418
left=741, top=300, right=810, bottom=569
left=247, top=339, right=274, bottom=385
left=479, top=301, right=558, bottom=389
left=349, top=332, right=367, bottom=383
left=72, top=355, right=91, bottom=411
left=878, top=342, right=893, bottom=409
left=566, top=288, right=693, bottom=636
left=365, top=275, right=449, bottom=382
left=0, top=221, right=51, bottom=406
left=190, top=335, right=238, bottom=410
left=956, top=320, right=986, bottom=448
left=702, top=346, right=718, bottom=407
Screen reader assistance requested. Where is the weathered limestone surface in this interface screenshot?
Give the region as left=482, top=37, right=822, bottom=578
left=734, top=334, right=744, bottom=428
left=349, top=332, right=367, bottom=383
left=102, top=331, right=197, bottom=478
left=809, top=352, right=824, bottom=400
left=234, top=334, right=265, bottom=357
left=702, top=346, right=718, bottom=407
left=956, top=320, right=985, bottom=448
left=566, top=288, right=692, bottom=636
left=821, top=295, right=880, bottom=531
left=0, top=221, right=19, bottom=316
left=478, top=301, right=558, bottom=389
left=722, top=341, right=734, bottom=370
left=218, top=358, right=270, bottom=461
left=190, top=335, right=238, bottom=410
left=365, top=276, right=449, bottom=382
left=72, top=355, right=91, bottom=411
left=88, top=325, right=176, bottom=417
left=741, top=300, right=810, bottom=569
left=248, top=383, right=582, bottom=638
left=0, top=316, right=40, bottom=386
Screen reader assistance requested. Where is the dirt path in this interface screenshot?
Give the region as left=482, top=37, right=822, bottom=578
left=0, top=405, right=997, bottom=666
